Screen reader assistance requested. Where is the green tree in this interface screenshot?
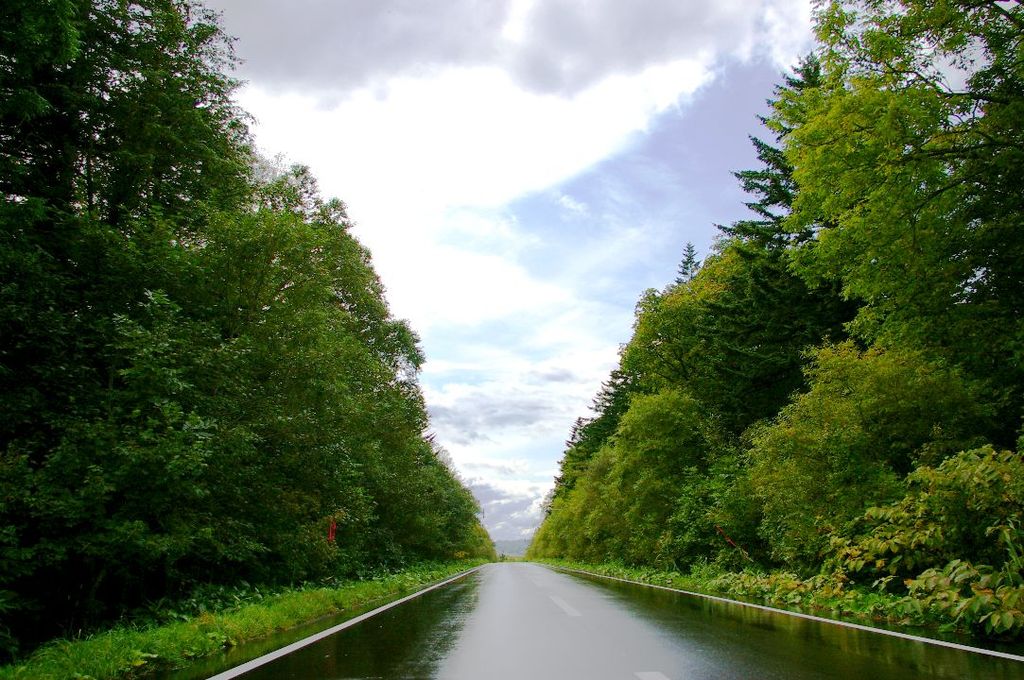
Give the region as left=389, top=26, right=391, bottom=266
left=622, top=57, right=850, bottom=435
left=721, top=55, right=823, bottom=249
left=0, top=3, right=492, bottom=656
left=532, top=2, right=1023, bottom=607
left=535, top=58, right=853, bottom=568
left=674, top=242, right=701, bottom=285
left=1, top=0, right=250, bottom=220
left=836, top=446, right=1024, bottom=582
left=786, top=0, right=1024, bottom=444
left=609, top=390, right=714, bottom=565
left=530, top=444, right=624, bottom=563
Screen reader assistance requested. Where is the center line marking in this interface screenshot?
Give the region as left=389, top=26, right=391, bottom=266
left=636, top=673, right=670, bottom=680
left=549, top=595, right=582, bottom=617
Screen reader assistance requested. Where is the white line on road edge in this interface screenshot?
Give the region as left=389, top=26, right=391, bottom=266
left=207, top=565, right=486, bottom=679
left=549, top=566, right=1024, bottom=663
left=549, top=595, right=582, bottom=617
left=635, top=671, right=671, bottom=680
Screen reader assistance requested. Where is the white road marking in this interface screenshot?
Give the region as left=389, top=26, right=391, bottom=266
left=635, top=673, right=670, bottom=680
left=549, top=595, right=582, bottom=617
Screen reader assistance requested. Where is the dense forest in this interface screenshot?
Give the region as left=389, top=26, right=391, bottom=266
left=530, top=0, right=1024, bottom=636
left=0, top=0, right=492, bottom=659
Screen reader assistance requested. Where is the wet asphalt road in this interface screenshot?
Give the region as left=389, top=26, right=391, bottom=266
left=231, top=562, right=1024, bottom=679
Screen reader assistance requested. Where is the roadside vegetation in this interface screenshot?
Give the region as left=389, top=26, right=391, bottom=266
left=0, top=560, right=485, bottom=680
left=0, top=0, right=494, bottom=666
left=535, top=557, right=1021, bottom=640
left=530, top=0, right=1024, bottom=642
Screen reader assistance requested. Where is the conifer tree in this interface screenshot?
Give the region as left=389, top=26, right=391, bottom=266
left=674, top=242, right=701, bottom=285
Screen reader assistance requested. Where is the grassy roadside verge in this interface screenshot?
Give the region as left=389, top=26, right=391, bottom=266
left=0, top=560, right=487, bottom=680
left=531, top=558, right=941, bottom=634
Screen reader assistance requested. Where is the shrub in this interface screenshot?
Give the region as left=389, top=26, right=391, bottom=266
left=835, top=447, right=1024, bottom=581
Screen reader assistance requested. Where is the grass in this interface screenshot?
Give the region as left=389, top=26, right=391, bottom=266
left=0, top=560, right=487, bottom=680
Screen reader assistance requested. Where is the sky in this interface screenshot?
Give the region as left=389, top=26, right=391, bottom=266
left=203, top=0, right=817, bottom=541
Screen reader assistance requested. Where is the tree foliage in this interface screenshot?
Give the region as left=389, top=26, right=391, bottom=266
left=748, top=343, right=993, bottom=568
left=787, top=0, right=1024, bottom=440
left=0, top=1, right=491, bottom=659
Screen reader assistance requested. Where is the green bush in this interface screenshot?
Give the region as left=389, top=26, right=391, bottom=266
left=901, top=526, right=1024, bottom=637
left=835, top=447, right=1024, bottom=581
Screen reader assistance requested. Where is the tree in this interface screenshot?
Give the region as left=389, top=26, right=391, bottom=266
left=1, top=0, right=250, bottom=221
left=609, top=389, right=716, bottom=567
left=2, top=5, right=256, bottom=644
left=531, top=2, right=1024, bottom=601
left=785, top=0, right=1024, bottom=445
left=674, top=242, right=701, bottom=285
left=835, top=446, right=1024, bottom=582
left=720, top=55, right=823, bottom=249
left=535, top=58, right=854, bottom=569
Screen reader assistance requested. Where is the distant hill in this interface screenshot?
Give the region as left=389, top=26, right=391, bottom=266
left=494, top=539, right=532, bottom=557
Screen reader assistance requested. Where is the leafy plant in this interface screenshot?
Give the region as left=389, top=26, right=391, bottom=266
left=835, top=447, right=1024, bottom=581
left=901, top=524, right=1024, bottom=637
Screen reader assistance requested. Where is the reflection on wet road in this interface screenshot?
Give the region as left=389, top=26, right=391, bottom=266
left=230, top=563, right=1024, bottom=679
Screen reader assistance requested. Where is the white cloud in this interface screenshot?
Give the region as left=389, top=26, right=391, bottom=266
left=388, top=245, right=572, bottom=330
left=462, top=458, right=533, bottom=477
left=556, top=192, right=588, bottom=217
left=237, top=59, right=711, bottom=216
left=502, top=0, right=540, bottom=44
left=207, top=0, right=509, bottom=92
left=424, top=346, right=608, bottom=443
left=760, top=0, right=817, bottom=67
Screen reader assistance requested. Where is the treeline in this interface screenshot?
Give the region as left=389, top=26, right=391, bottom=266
left=0, top=0, right=492, bottom=658
left=530, top=0, right=1024, bottom=635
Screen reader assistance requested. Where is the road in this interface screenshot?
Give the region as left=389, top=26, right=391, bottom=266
left=226, top=562, right=1024, bottom=679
